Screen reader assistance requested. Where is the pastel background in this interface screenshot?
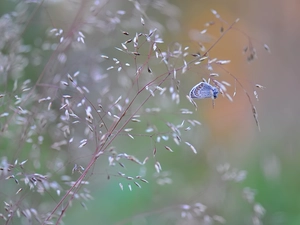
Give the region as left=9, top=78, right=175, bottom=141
left=0, top=0, right=299, bottom=224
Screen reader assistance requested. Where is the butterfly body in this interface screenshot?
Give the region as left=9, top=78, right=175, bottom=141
left=189, top=82, right=219, bottom=99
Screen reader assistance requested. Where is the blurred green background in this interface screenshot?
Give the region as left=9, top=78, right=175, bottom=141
left=1, top=0, right=300, bottom=224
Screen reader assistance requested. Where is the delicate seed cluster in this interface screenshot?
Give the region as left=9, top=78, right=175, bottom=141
left=0, top=1, right=267, bottom=225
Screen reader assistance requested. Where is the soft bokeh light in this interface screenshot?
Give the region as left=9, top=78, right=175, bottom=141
left=0, top=0, right=299, bottom=224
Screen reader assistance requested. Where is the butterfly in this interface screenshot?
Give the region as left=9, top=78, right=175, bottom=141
left=189, top=81, right=219, bottom=99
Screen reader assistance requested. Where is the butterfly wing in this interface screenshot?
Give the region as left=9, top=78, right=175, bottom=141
left=189, top=82, right=214, bottom=99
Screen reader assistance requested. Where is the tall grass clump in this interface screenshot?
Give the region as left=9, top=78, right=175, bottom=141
left=0, top=0, right=269, bottom=224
